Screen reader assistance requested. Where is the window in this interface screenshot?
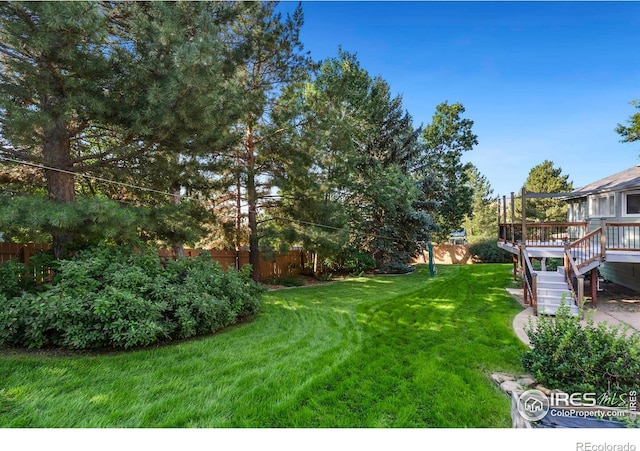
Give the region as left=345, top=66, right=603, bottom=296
left=624, top=192, right=640, bottom=216
left=589, top=194, right=615, bottom=217
left=568, top=199, right=587, bottom=221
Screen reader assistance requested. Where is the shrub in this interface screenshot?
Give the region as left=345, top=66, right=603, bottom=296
left=522, top=305, right=640, bottom=398
left=468, top=239, right=513, bottom=263
left=0, top=245, right=264, bottom=350
left=323, top=248, right=376, bottom=275
left=0, top=259, right=29, bottom=298
left=265, top=275, right=305, bottom=287
left=379, top=261, right=416, bottom=274
left=531, top=257, right=562, bottom=272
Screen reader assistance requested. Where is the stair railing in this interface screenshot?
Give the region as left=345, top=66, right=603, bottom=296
left=563, top=245, right=585, bottom=317
left=567, top=223, right=605, bottom=269
left=518, top=244, right=537, bottom=314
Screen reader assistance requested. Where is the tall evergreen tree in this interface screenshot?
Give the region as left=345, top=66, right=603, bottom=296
left=521, top=160, right=573, bottom=222
left=417, top=102, right=478, bottom=243
left=229, top=2, right=313, bottom=280
left=0, top=1, right=243, bottom=256
left=282, top=51, right=431, bottom=269
left=462, top=164, right=497, bottom=242
left=0, top=2, right=116, bottom=256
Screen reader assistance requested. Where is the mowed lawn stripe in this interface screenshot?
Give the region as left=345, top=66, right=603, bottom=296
left=0, top=264, right=525, bottom=427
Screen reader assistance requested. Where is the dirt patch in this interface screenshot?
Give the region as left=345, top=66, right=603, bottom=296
left=583, top=280, right=640, bottom=313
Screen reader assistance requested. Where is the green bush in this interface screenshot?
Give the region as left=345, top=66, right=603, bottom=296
left=323, top=248, right=376, bottom=275
left=0, top=245, right=264, bottom=350
left=468, top=239, right=513, bottom=263
left=522, top=305, right=640, bottom=398
left=265, top=275, right=305, bottom=287
left=0, top=259, right=29, bottom=298
left=0, top=251, right=59, bottom=298
left=531, top=257, right=562, bottom=272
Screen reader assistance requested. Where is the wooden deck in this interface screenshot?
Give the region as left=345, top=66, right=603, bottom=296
left=498, top=222, right=640, bottom=266
left=498, top=221, right=640, bottom=312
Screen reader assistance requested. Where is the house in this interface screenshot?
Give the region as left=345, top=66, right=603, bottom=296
left=449, top=228, right=467, bottom=245
left=498, top=165, right=640, bottom=315
left=564, top=164, right=640, bottom=292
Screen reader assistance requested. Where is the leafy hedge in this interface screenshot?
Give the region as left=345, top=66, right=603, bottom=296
left=522, top=305, right=640, bottom=398
left=0, top=246, right=264, bottom=350
left=468, top=239, right=513, bottom=263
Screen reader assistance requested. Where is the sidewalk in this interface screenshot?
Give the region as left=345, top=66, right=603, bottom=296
left=508, top=288, right=640, bottom=346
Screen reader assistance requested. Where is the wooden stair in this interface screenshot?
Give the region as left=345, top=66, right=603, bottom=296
left=536, top=269, right=580, bottom=316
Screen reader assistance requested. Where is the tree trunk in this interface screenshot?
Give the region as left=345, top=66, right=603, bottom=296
left=171, top=187, right=185, bottom=258
left=312, top=251, right=319, bottom=276
left=246, top=127, right=261, bottom=282
left=43, top=117, right=75, bottom=259
left=235, top=167, right=242, bottom=270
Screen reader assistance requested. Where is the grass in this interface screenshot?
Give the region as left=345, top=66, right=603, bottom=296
left=0, top=264, right=527, bottom=427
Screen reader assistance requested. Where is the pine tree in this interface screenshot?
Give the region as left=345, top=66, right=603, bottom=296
left=462, top=164, right=498, bottom=242
left=521, top=160, right=573, bottom=222
left=229, top=2, right=313, bottom=280
left=0, top=2, right=243, bottom=256
left=418, top=102, right=478, bottom=243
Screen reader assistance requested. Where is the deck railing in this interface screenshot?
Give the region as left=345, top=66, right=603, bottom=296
left=500, top=221, right=640, bottom=254
left=499, top=222, right=588, bottom=246
left=605, top=222, right=640, bottom=251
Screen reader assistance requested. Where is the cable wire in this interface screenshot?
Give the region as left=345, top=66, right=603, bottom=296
left=0, top=155, right=424, bottom=244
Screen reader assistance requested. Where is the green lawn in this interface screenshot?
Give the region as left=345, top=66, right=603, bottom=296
left=0, top=264, right=526, bottom=427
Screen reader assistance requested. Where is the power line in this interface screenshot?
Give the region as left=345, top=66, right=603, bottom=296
left=0, top=156, right=197, bottom=201
left=0, top=155, right=425, bottom=245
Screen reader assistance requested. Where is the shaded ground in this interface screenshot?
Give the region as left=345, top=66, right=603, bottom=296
left=263, top=275, right=332, bottom=291
left=584, top=279, right=640, bottom=313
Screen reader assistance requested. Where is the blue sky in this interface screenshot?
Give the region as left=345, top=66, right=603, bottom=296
left=278, top=1, right=640, bottom=197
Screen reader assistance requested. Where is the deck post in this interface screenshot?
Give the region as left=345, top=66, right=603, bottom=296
left=532, top=273, right=537, bottom=315
left=510, top=192, right=515, bottom=242
left=600, top=219, right=607, bottom=261
left=577, top=275, right=584, bottom=318
left=521, top=187, right=527, bottom=245
left=590, top=268, right=598, bottom=308
left=503, top=195, right=507, bottom=226
left=497, top=196, right=502, bottom=239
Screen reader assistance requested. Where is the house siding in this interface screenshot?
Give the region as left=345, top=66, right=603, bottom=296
left=599, top=262, right=640, bottom=292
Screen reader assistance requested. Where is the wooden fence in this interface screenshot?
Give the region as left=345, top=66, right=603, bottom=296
left=1, top=242, right=475, bottom=284
left=157, top=248, right=308, bottom=280
left=411, top=244, right=472, bottom=265
left=0, top=242, right=51, bottom=265
left=0, top=242, right=307, bottom=281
